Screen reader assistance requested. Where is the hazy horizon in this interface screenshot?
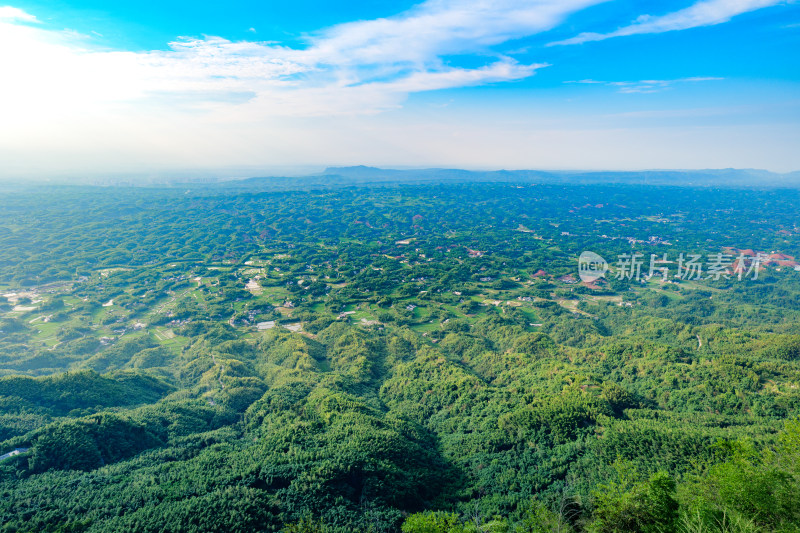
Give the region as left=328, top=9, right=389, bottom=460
left=3, top=165, right=799, bottom=188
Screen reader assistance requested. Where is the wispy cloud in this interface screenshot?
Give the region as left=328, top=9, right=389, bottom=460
left=0, top=0, right=602, bottom=119
left=0, top=5, right=38, bottom=22
left=306, top=0, right=605, bottom=67
left=0, top=0, right=605, bottom=175
left=550, top=0, right=786, bottom=45
left=567, top=76, right=724, bottom=93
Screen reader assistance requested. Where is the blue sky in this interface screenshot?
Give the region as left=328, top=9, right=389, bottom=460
left=0, top=0, right=798, bottom=178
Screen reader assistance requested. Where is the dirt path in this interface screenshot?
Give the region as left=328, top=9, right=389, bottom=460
left=211, top=353, right=225, bottom=391
left=152, top=287, right=194, bottom=316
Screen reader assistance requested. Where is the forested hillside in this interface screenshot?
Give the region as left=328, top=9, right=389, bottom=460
left=0, top=181, right=799, bottom=532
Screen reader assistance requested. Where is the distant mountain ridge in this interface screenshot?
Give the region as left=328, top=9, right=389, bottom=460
left=65, top=166, right=799, bottom=190
left=5, top=166, right=798, bottom=189
left=316, top=165, right=800, bottom=187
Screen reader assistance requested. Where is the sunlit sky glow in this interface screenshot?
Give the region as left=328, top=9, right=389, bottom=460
left=0, top=0, right=798, bottom=179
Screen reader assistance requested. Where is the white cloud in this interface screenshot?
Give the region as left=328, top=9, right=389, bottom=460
left=550, top=0, right=786, bottom=45
left=0, top=5, right=38, bottom=22
left=0, top=1, right=607, bottom=176
left=0, top=0, right=602, bottom=122
left=567, top=76, right=724, bottom=93
left=309, top=0, right=606, bottom=67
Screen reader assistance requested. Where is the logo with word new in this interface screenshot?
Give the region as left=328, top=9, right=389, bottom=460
left=578, top=251, right=608, bottom=283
